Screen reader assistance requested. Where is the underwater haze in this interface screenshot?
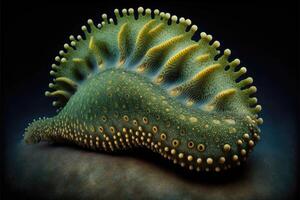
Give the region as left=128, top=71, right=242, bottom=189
left=2, top=1, right=299, bottom=199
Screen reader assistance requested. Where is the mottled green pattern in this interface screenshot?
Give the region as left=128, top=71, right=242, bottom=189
left=24, top=7, right=262, bottom=172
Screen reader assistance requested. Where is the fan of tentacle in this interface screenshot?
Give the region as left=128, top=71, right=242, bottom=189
left=24, top=7, right=263, bottom=173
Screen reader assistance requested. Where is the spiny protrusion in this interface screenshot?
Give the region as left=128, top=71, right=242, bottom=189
left=190, top=25, right=198, bottom=33
left=216, top=48, right=231, bottom=65
left=69, top=35, right=76, bottom=41
left=171, top=15, right=178, bottom=24
left=63, top=43, right=73, bottom=52
left=156, top=44, right=200, bottom=83
left=237, top=77, right=253, bottom=88
left=45, top=90, right=71, bottom=99
left=137, top=7, right=144, bottom=16
left=87, top=19, right=98, bottom=32
left=251, top=105, right=262, bottom=114
left=137, top=34, right=186, bottom=74
left=148, top=23, right=165, bottom=36
left=54, top=56, right=61, bottom=63
left=54, top=77, right=78, bottom=89
left=89, top=36, right=112, bottom=66
left=212, top=40, right=220, bottom=48
left=50, top=70, right=57, bottom=77
left=117, top=23, right=130, bottom=66
left=248, top=97, right=258, bottom=105
left=101, top=13, right=109, bottom=24
left=233, top=67, right=247, bottom=79
left=59, top=50, right=66, bottom=56
left=169, top=63, right=221, bottom=99
left=153, top=9, right=160, bottom=18
left=76, top=35, right=83, bottom=41
left=88, top=36, right=98, bottom=53
left=136, top=20, right=157, bottom=45
left=191, top=63, right=221, bottom=83
left=145, top=8, right=152, bottom=17
left=203, top=88, right=237, bottom=112
left=72, top=57, right=85, bottom=64
left=194, top=53, right=210, bottom=64
left=121, top=8, right=128, bottom=17
left=114, top=8, right=120, bottom=19
left=128, top=8, right=135, bottom=17
left=257, top=118, right=263, bottom=125
left=200, top=32, right=213, bottom=43
left=243, top=86, right=257, bottom=96
left=229, top=59, right=240, bottom=71
left=81, top=25, right=88, bottom=37
left=179, top=17, right=190, bottom=30
left=51, top=64, right=59, bottom=70
left=128, top=19, right=161, bottom=65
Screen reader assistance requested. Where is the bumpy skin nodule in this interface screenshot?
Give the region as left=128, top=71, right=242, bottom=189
left=24, top=7, right=263, bottom=172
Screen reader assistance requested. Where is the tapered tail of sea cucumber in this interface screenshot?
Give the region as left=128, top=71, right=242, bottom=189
left=24, top=117, right=54, bottom=144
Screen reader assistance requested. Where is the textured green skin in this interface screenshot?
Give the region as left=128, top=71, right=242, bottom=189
left=24, top=7, right=262, bottom=172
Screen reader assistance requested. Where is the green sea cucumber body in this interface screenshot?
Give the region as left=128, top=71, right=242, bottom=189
left=24, top=7, right=262, bottom=172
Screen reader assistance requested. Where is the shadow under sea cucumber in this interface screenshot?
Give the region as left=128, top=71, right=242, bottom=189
left=24, top=6, right=263, bottom=173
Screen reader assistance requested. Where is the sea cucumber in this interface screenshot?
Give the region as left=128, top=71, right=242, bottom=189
left=24, top=7, right=263, bottom=172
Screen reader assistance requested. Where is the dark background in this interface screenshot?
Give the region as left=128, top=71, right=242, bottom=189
left=1, top=0, right=299, bottom=199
